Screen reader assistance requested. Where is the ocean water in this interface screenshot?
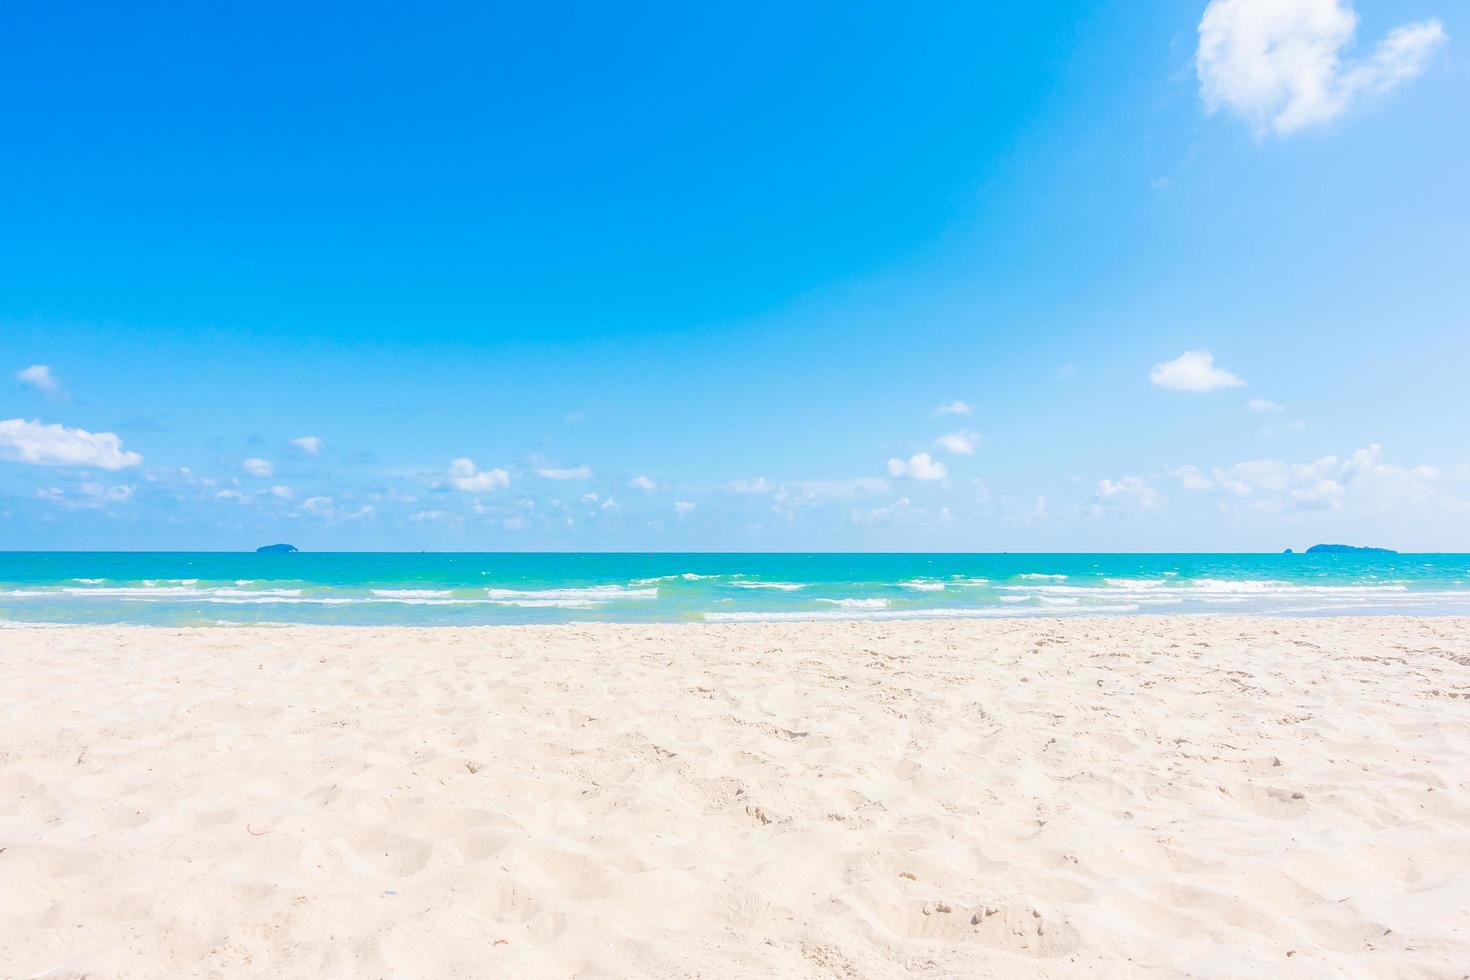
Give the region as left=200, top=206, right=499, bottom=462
left=2, top=552, right=1469, bottom=627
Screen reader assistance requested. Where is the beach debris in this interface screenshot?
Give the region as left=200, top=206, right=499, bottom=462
left=746, top=805, right=773, bottom=825
left=898, top=871, right=917, bottom=881
left=246, top=823, right=268, bottom=836
left=494, top=939, right=508, bottom=946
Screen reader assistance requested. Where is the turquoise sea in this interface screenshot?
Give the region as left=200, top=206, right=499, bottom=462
left=2, top=552, right=1469, bottom=627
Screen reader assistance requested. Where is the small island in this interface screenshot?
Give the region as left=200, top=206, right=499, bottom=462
left=255, top=543, right=299, bottom=554
left=1301, top=544, right=1397, bottom=555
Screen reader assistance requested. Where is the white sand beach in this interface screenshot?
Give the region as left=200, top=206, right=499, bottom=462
left=2, top=617, right=1468, bottom=978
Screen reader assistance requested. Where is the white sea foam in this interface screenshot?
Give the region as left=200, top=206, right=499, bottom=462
left=703, top=604, right=1140, bottom=623
left=633, top=573, right=720, bottom=584
left=815, top=598, right=890, bottom=609
left=370, top=589, right=455, bottom=598
left=203, top=596, right=361, bottom=605
left=1017, top=573, right=1067, bottom=580
left=726, top=581, right=806, bottom=591
left=484, top=586, right=658, bottom=601
left=71, top=578, right=106, bottom=584
left=900, top=580, right=945, bottom=591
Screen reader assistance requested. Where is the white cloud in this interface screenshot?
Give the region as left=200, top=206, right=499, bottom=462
left=448, top=458, right=509, bottom=492
left=270, top=485, right=293, bottom=499
left=1091, top=477, right=1160, bottom=512
left=796, top=478, right=889, bottom=498
left=851, top=496, right=916, bottom=526
left=936, top=429, right=979, bottom=455
left=295, top=496, right=373, bottom=520
left=410, top=508, right=462, bottom=525
left=766, top=477, right=890, bottom=519
left=16, top=365, right=66, bottom=400
left=1247, top=398, right=1284, bottom=413
left=673, top=500, right=696, bottom=515
left=1170, top=465, right=1216, bottom=491
left=729, top=477, right=773, bottom=494
left=83, top=483, right=133, bottom=504
left=242, top=457, right=273, bottom=477
left=36, top=482, right=135, bottom=509
left=301, top=496, right=334, bottom=516
left=935, top=400, right=972, bottom=416
left=628, top=475, right=656, bottom=491
left=1170, top=444, right=1461, bottom=515
left=536, top=465, right=592, bottom=480
left=1197, top=0, right=1446, bottom=135
left=0, top=418, right=142, bottom=470
left=887, top=452, right=947, bottom=481
left=1149, top=350, right=1246, bottom=392
left=291, top=435, right=323, bottom=455
left=1029, top=496, right=1049, bottom=523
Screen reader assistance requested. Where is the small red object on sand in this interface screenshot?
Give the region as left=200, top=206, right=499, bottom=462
left=246, top=823, right=268, bottom=836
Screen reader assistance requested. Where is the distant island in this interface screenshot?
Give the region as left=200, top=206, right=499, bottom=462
left=1283, top=544, right=1397, bottom=555
left=255, top=543, right=299, bottom=554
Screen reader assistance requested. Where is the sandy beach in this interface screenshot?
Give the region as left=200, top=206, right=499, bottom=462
left=2, top=617, right=1468, bottom=978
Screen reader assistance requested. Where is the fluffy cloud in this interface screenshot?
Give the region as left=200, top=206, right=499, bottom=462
left=1149, top=350, right=1246, bottom=392
left=448, top=457, right=510, bottom=492
left=1090, top=477, right=1160, bottom=512
left=1247, top=398, right=1284, bottom=413
left=673, top=500, right=696, bottom=515
left=1171, top=444, right=1460, bottom=514
left=0, top=418, right=143, bottom=470
left=935, top=400, right=972, bottom=416
left=16, top=365, right=66, bottom=400
left=301, top=496, right=334, bottom=516
left=936, top=429, right=979, bottom=455
left=291, top=435, right=323, bottom=455
left=242, top=457, right=273, bottom=477
left=1197, top=0, right=1446, bottom=135
left=536, top=465, right=592, bottom=480
left=887, top=452, right=947, bottom=481
left=627, top=475, right=656, bottom=491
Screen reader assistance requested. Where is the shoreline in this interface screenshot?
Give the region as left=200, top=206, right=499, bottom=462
left=4, top=616, right=1468, bottom=976
left=6, top=610, right=1470, bottom=631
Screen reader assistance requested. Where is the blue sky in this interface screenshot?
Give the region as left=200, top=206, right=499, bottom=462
left=3, top=0, right=1467, bottom=551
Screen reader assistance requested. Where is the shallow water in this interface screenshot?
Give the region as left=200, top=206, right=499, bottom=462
left=4, top=552, right=1469, bottom=626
